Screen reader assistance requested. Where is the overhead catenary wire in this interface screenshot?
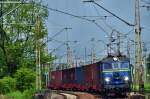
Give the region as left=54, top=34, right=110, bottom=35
left=92, top=4, right=134, bottom=38
left=141, top=0, right=150, bottom=4
left=83, top=0, right=134, bottom=26
left=0, top=3, right=22, bottom=20
left=38, top=3, right=110, bottom=36
left=0, top=0, right=34, bottom=20
left=42, top=27, right=70, bottom=46
left=91, top=4, right=135, bottom=55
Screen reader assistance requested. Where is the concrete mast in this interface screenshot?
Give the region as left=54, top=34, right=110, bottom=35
left=35, top=16, right=41, bottom=90
left=134, top=0, right=144, bottom=91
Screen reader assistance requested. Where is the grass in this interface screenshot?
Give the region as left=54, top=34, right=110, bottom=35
left=6, top=91, right=23, bottom=99
left=132, top=83, right=150, bottom=91
left=144, top=83, right=150, bottom=91
left=5, top=88, right=36, bottom=99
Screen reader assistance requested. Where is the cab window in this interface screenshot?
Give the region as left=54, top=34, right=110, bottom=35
left=112, top=62, right=120, bottom=69
left=103, top=63, right=112, bottom=70
left=121, top=62, right=129, bottom=69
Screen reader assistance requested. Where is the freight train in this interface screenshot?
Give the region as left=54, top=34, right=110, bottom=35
left=48, top=55, right=132, bottom=94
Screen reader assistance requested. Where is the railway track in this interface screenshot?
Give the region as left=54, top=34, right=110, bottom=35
left=34, top=90, right=149, bottom=99
left=43, top=90, right=101, bottom=99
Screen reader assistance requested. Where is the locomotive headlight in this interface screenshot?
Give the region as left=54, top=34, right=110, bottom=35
left=124, top=76, right=129, bottom=81
left=105, top=77, right=110, bottom=82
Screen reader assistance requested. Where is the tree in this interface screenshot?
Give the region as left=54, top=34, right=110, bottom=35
left=147, top=54, right=150, bottom=71
left=146, top=54, right=150, bottom=81
left=0, top=0, right=50, bottom=76
left=14, top=67, right=35, bottom=92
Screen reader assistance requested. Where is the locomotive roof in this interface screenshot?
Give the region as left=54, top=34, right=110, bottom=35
left=101, top=55, right=130, bottom=62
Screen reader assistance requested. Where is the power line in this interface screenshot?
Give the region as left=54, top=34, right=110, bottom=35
left=83, top=0, right=134, bottom=26
left=92, top=3, right=134, bottom=39
left=38, top=3, right=110, bottom=36
left=0, top=0, right=33, bottom=20
left=0, top=1, right=22, bottom=4
left=141, top=0, right=150, bottom=4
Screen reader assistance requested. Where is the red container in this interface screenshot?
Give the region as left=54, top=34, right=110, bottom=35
left=62, top=68, right=76, bottom=84
left=83, top=63, right=99, bottom=89
left=91, top=63, right=99, bottom=85
left=49, top=70, right=62, bottom=88
left=68, top=68, right=76, bottom=84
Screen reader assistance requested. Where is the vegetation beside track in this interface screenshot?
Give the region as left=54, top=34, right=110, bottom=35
left=0, top=0, right=52, bottom=98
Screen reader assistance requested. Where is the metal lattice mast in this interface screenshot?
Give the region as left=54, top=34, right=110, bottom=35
left=65, top=27, right=73, bottom=68
left=143, top=42, right=147, bottom=84
left=127, top=39, right=130, bottom=59
left=134, top=0, right=144, bottom=91
left=67, top=44, right=73, bottom=68
left=0, top=0, right=3, bottom=41
left=35, top=16, right=41, bottom=90
left=117, top=32, right=121, bottom=55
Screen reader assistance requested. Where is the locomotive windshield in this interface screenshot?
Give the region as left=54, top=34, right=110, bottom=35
left=120, top=62, right=129, bottom=69
left=103, top=62, right=129, bottom=70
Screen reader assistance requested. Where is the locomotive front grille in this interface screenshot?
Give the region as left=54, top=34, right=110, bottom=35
left=113, top=72, right=120, bottom=80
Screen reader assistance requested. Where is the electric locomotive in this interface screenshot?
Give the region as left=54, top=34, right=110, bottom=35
left=100, top=55, right=132, bottom=93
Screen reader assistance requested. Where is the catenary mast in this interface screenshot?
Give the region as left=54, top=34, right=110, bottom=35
left=35, top=16, right=41, bottom=90
left=134, top=0, right=144, bottom=91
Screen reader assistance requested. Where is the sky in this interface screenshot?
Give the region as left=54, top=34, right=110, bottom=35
left=41, top=0, right=150, bottom=64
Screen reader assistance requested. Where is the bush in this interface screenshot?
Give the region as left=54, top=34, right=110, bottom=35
left=5, top=89, right=36, bottom=99
left=0, top=76, right=16, bottom=94
left=14, top=67, right=35, bottom=92
left=6, top=91, right=23, bottom=99
left=23, top=88, right=36, bottom=99
left=144, top=83, right=150, bottom=90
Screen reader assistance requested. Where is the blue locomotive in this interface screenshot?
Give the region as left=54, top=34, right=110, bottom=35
left=101, top=55, right=131, bottom=93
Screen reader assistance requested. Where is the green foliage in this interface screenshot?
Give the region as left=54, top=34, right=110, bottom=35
left=5, top=89, right=36, bottom=99
left=23, top=88, right=36, bottom=99
left=0, top=76, right=16, bottom=94
left=0, top=0, right=53, bottom=96
left=6, top=91, right=23, bottom=99
left=14, top=67, right=35, bottom=92
left=144, top=83, right=150, bottom=90
left=146, top=54, right=150, bottom=83
left=0, top=0, right=50, bottom=76
left=0, top=49, right=7, bottom=77
left=147, top=54, right=150, bottom=71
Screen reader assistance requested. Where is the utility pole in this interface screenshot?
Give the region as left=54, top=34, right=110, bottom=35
left=108, top=31, right=115, bottom=55
left=65, top=27, right=73, bottom=68
left=117, top=32, right=121, bottom=56
left=127, top=39, right=130, bottom=59
left=90, top=37, right=96, bottom=63
left=134, top=0, right=144, bottom=91
left=91, top=49, right=96, bottom=63
left=45, top=29, right=49, bottom=88
left=0, top=0, right=3, bottom=41
left=84, top=47, right=87, bottom=65
left=143, top=42, right=147, bottom=84
left=35, top=16, right=41, bottom=90
left=0, top=0, right=3, bottom=26
left=67, top=45, right=73, bottom=68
